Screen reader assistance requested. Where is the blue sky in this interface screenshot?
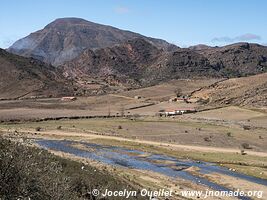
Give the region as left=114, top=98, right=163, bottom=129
left=0, top=0, right=266, bottom=48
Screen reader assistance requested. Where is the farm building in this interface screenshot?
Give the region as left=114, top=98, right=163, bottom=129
left=164, top=108, right=196, bottom=116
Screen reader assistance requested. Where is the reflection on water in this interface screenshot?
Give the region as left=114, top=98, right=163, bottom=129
left=37, top=139, right=267, bottom=200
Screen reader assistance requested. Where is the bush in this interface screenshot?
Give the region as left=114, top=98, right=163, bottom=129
left=197, top=98, right=209, bottom=104
left=204, top=137, right=211, bottom=142
left=241, top=143, right=251, bottom=149
left=133, top=114, right=141, bottom=118
left=243, top=125, right=251, bottom=130
left=57, top=126, right=62, bottom=130
left=226, top=132, right=232, bottom=137
left=35, top=127, right=42, bottom=131
left=174, top=88, right=182, bottom=97
left=0, top=137, right=76, bottom=200
left=0, top=137, right=143, bottom=200
left=118, top=125, right=122, bottom=129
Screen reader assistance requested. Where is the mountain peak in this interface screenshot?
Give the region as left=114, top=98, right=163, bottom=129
left=8, top=18, right=177, bottom=66
left=44, top=17, right=93, bottom=28
left=53, top=17, right=88, bottom=22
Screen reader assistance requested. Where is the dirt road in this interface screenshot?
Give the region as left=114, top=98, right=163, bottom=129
left=26, top=129, right=267, bottom=158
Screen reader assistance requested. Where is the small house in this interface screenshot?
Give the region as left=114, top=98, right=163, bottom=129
left=164, top=108, right=196, bottom=116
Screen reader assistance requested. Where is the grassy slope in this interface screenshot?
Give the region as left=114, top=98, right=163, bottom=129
left=0, top=137, right=145, bottom=200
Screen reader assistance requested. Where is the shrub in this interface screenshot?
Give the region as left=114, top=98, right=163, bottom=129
left=0, top=137, right=144, bottom=200
left=35, top=127, right=42, bottom=131
left=118, top=125, right=122, bottom=129
left=174, top=88, right=182, bottom=97
left=133, top=114, right=141, bottom=118
left=243, top=125, right=251, bottom=130
left=204, top=137, right=211, bottom=142
left=226, top=132, right=232, bottom=137
left=197, top=98, right=209, bottom=104
left=0, top=137, right=76, bottom=199
left=241, top=143, right=251, bottom=149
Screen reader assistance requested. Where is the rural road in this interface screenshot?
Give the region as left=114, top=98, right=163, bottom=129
left=27, top=129, right=267, bottom=158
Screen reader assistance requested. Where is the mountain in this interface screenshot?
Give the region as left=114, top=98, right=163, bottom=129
left=8, top=18, right=178, bottom=66
left=189, top=44, right=213, bottom=51
left=61, top=38, right=218, bottom=87
left=192, top=73, right=267, bottom=107
left=0, top=49, right=74, bottom=99
left=199, top=43, right=267, bottom=77
left=5, top=18, right=267, bottom=97
left=61, top=39, right=267, bottom=88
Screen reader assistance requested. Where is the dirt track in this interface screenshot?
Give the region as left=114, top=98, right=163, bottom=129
left=25, top=129, right=267, bottom=158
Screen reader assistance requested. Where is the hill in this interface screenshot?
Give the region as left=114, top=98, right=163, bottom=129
left=0, top=49, right=74, bottom=99
left=61, top=38, right=218, bottom=87
left=198, top=43, right=267, bottom=77
left=192, top=73, right=267, bottom=107
left=62, top=39, right=267, bottom=88
left=5, top=18, right=267, bottom=98
left=188, top=44, right=213, bottom=51
left=8, top=18, right=177, bottom=66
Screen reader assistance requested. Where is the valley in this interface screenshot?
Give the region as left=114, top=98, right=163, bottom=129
left=1, top=15, right=267, bottom=200
left=0, top=76, right=266, bottom=199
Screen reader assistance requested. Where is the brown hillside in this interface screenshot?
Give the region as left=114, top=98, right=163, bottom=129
left=62, top=40, right=267, bottom=89
left=192, top=73, right=267, bottom=107
left=0, top=49, right=74, bottom=99
left=199, top=43, right=267, bottom=77
left=61, top=38, right=218, bottom=87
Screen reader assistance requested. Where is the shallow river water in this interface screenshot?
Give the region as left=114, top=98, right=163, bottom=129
left=36, top=140, right=267, bottom=200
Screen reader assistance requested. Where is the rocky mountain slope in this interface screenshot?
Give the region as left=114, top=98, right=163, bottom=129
left=61, top=38, right=218, bottom=87
left=62, top=39, right=267, bottom=88
left=4, top=18, right=267, bottom=99
left=197, top=43, right=267, bottom=77
left=188, top=44, right=213, bottom=51
left=0, top=49, right=74, bottom=99
left=8, top=18, right=177, bottom=66
left=192, top=73, right=267, bottom=107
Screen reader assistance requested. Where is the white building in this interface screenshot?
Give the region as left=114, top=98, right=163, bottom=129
left=164, top=108, right=196, bottom=116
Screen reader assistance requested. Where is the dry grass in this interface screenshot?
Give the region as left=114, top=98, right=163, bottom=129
left=1, top=115, right=266, bottom=151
